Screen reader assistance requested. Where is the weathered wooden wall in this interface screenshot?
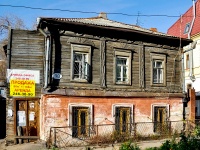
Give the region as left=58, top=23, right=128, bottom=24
left=48, top=31, right=182, bottom=94
left=6, top=30, right=44, bottom=142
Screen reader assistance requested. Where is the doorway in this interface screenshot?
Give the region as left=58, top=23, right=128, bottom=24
left=15, top=99, right=40, bottom=139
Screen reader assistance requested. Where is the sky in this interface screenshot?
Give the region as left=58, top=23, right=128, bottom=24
left=0, top=0, right=195, bottom=33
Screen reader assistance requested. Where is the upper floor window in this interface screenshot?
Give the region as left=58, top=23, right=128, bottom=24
left=71, top=44, right=91, bottom=82
left=150, top=53, right=166, bottom=86
left=116, top=57, right=128, bottom=82
left=114, top=49, right=132, bottom=85
left=186, top=54, right=190, bottom=69
left=153, top=60, right=164, bottom=83
left=184, top=23, right=191, bottom=34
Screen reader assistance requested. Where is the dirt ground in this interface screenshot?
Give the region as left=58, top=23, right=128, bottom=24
left=0, top=138, right=165, bottom=150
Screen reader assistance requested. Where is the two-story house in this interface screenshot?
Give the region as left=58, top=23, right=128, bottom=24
left=5, top=13, right=192, bottom=145
left=167, top=0, right=200, bottom=118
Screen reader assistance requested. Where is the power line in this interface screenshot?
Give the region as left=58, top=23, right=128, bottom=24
left=0, top=4, right=187, bottom=18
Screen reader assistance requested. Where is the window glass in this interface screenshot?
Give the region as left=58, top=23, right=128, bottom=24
left=153, top=60, right=163, bottom=83
left=184, top=23, right=191, bottom=34
left=116, top=57, right=128, bottom=82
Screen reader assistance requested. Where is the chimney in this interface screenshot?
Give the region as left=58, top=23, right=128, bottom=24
left=98, top=12, right=107, bottom=19
left=150, top=28, right=157, bottom=32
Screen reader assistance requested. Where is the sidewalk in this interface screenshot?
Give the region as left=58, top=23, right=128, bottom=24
left=0, top=139, right=166, bottom=150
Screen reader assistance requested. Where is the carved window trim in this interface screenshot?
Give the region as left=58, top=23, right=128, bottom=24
left=70, top=44, right=91, bottom=82
left=113, top=49, right=132, bottom=85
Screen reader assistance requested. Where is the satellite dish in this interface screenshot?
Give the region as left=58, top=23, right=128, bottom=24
left=52, top=73, right=62, bottom=79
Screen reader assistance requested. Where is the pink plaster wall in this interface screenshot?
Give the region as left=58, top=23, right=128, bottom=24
left=40, top=95, right=183, bottom=140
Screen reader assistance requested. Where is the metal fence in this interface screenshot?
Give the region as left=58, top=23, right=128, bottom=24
left=47, top=120, right=195, bottom=148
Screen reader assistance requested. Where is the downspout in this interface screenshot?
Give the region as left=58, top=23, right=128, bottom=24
left=38, top=28, right=51, bottom=89
left=188, top=0, right=196, bottom=81
left=7, top=26, right=12, bottom=69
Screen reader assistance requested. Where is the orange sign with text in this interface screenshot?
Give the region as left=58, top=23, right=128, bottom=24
left=10, top=79, right=35, bottom=97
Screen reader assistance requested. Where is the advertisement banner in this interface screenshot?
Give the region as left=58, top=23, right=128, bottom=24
left=7, top=69, right=40, bottom=83
left=10, top=79, right=35, bottom=97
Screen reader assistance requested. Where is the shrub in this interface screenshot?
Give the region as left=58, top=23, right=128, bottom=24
left=119, top=141, right=141, bottom=150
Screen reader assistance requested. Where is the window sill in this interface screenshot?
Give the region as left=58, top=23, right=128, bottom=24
left=115, top=82, right=131, bottom=86
left=151, top=83, right=166, bottom=87
left=71, top=79, right=89, bottom=83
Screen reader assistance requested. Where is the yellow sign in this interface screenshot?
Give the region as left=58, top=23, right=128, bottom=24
left=10, top=79, right=35, bottom=97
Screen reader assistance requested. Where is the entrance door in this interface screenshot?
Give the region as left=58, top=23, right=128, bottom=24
left=16, top=100, right=39, bottom=139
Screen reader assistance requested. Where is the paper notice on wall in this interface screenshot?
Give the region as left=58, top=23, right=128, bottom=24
left=17, top=111, right=26, bottom=126
left=29, top=112, right=35, bottom=121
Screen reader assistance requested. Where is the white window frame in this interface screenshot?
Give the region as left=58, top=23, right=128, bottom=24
left=150, top=53, right=166, bottom=86
left=71, top=44, right=91, bottom=82
left=114, top=50, right=132, bottom=85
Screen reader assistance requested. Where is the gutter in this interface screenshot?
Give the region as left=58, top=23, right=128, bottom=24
left=188, top=0, right=196, bottom=82
left=38, top=28, right=51, bottom=89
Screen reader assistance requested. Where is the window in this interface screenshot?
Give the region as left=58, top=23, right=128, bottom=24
left=186, top=54, right=190, bottom=69
left=71, top=44, right=91, bottom=82
left=153, top=106, right=168, bottom=133
left=150, top=53, right=166, bottom=86
left=68, top=103, right=93, bottom=138
left=114, top=50, right=132, bottom=85
left=112, top=104, right=133, bottom=133
left=115, top=107, right=131, bottom=133
left=151, top=104, right=169, bottom=133
left=153, top=60, right=164, bottom=83
left=72, top=107, right=89, bottom=137
left=184, top=23, right=191, bottom=34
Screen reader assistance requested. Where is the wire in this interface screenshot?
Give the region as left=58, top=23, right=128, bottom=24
left=0, top=4, right=196, bottom=18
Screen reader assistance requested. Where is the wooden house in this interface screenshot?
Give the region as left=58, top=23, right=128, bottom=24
left=5, top=13, right=192, bottom=144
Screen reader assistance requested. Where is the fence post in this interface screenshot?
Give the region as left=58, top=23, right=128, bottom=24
left=134, top=123, right=137, bottom=140
left=96, top=125, right=98, bottom=145
left=53, top=128, right=56, bottom=147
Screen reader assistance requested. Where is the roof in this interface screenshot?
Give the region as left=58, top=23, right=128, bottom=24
left=38, top=14, right=183, bottom=39
left=167, top=0, right=200, bottom=39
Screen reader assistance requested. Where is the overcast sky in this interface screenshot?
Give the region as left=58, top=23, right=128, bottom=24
left=0, top=0, right=194, bottom=33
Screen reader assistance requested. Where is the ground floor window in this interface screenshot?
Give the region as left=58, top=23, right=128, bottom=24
left=72, top=107, right=89, bottom=137
left=115, top=107, right=131, bottom=133
left=153, top=106, right=168, bottom=133
left=69, top=103, right=93, bottom=138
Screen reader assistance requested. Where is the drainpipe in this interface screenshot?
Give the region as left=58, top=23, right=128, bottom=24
left=7, top=26, right=12, bottom=69
left=188, top=0, right=196, bottom=82
left=38, top=28, right=51, bottom=88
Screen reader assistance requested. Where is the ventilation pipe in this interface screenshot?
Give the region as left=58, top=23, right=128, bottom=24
left=38, top=28, right=51, bottom=88
left=188, top=0, right=196, bottom=82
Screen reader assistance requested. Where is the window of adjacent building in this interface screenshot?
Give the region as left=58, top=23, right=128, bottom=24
left=114, top=50, right=132, bottom=85
left=150, top=53, right=166, bottom=86
left=186, top=54, right=190, bottom=69
left=71, top=44, right=91, bottom=82
left=184, top=23, right=191, bottom=34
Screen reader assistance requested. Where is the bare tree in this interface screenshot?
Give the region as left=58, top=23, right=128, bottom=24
left=0, top=14, right=27, bottom=41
